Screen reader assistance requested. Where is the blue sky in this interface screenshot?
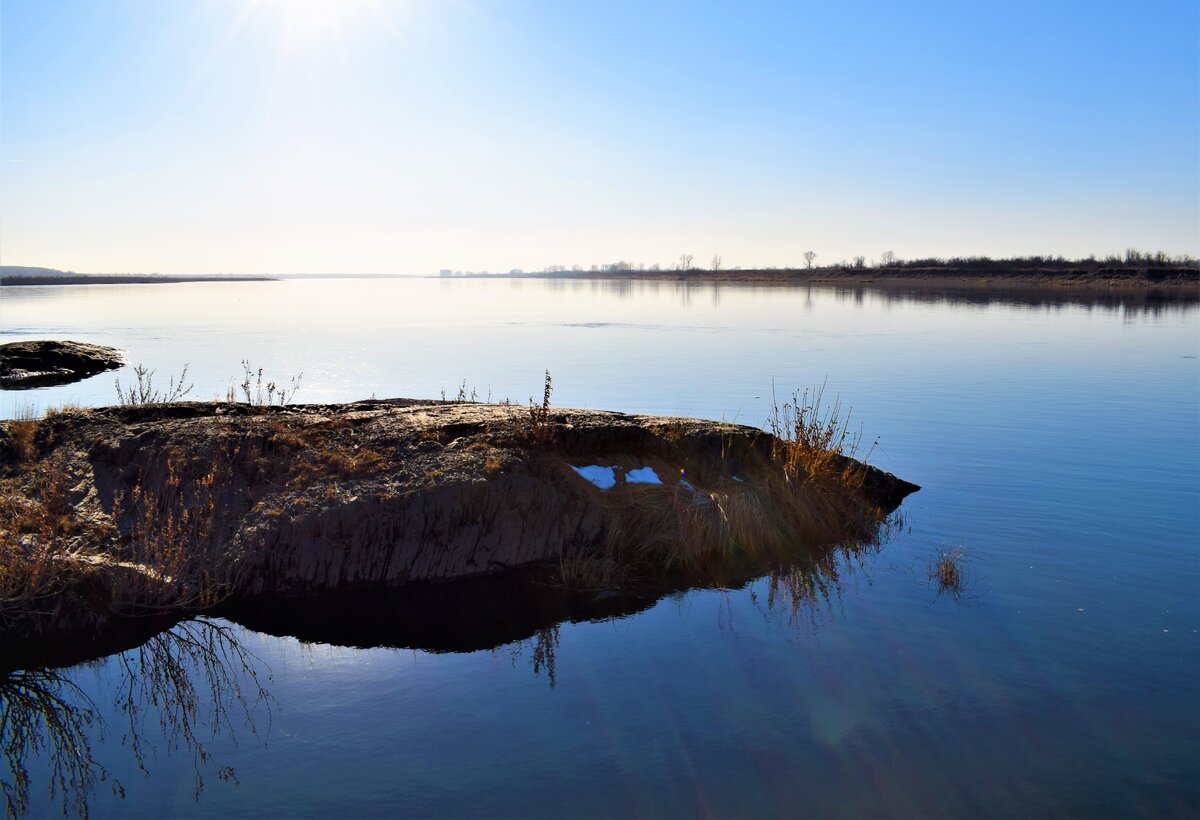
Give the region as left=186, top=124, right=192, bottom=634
left=2, top=0, right=1197, bottom=274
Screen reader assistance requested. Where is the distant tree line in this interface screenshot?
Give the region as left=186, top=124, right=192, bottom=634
left=864, top=249, right=1197, bottom=272
left=436, top=248, right=1197, bottom=278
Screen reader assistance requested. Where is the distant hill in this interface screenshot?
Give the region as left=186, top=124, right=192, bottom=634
left=0, top=266, right=275, bottom=286
left=1, top=266, right=84, bottom=278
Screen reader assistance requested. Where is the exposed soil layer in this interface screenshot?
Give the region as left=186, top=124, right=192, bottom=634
left=1, top=399, right=918, bottom=660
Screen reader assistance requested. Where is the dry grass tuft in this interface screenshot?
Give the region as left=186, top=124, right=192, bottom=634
left=0, top=451, right=112, bottom=620
left=234, top=360, right=302, bottom=407
left=0, top=440, right=244, bottom=628
left=928, top=545, right=972, bottom=601
left=483, top=452, right=503, bottom=477
left=596, top=473, right=876, bottom=584
left=766, top=381, right=873, bottom=484
left=7, top=414, right=41, bottom=465
left=115, top=448, right=240, bottom=610
left=555, top=384, right=889, bottom=591
left=651, top=419, right=690, bottom=443
left=261, top=417, right=387, bottom=489
left=523, top=370, right=555, bottom=447
left=44, top=402, right=85, bottom=418
left=115, top=364, right=193, bottom=406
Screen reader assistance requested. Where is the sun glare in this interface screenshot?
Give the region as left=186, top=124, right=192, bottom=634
left=261, top=0, right=363, bottom=53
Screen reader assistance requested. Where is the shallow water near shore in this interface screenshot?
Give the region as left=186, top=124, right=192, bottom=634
left=2, top=278, right=1198, bottom=817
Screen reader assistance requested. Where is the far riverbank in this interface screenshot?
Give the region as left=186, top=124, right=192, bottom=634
left=1, top=274, right=275, bottom=286
left=523, top=264, right=1199, bottom=290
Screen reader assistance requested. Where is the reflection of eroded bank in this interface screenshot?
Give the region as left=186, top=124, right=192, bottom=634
left=3, top=503, right=899, bottom=817
left=223, top=508, right=905, bottom=671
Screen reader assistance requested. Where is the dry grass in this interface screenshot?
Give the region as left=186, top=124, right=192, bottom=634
left=44, top=402, right=85, bottom=418
left=650, top=419, right=690, bottom=443
left=928, top=545, right=972, bottom=601
left=233, top=360, right=302, bottom=407
left=0, top=438, right=242, bottom=628
left=522, top=370, right=555, bottom=447
left=115, top=364, right=193, bottom=406
left=596, top=474, right=874, bottom=582
left=0, top=451, right=88, bottom=612
left=766, top=381, right=872, bottom=483
left=555, top=385, right=888, bottom=590
left=419, top=429, right=447, bottom=444
left=310, top=446, right=384, bottom=477
left=6, top=416, right=40, bottom=465
left=443, top=380, right=480, bottom=403
left=483, top=452, right=503, bottom=477
left=261, top=417, right=387, bottom=488
left=0, top=410, right=384, bottom=635
left=114, top=448, right=240, bottom=610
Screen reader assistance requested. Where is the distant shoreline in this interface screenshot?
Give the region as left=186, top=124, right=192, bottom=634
left=1, top=274, right=276, bottom=286
left=5, top=267, right=1196, bottom=290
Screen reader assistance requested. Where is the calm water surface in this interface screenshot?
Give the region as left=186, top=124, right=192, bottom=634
left=2, top=279, right=1198, bottom=817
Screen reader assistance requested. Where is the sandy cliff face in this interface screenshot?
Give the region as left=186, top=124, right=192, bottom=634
left=1, top=399, right=918, bottom=650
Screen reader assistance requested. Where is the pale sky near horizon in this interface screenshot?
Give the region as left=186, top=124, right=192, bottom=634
left=1, top=0, right=1197, bottom=275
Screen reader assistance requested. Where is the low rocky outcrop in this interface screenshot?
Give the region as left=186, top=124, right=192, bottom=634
left=0, top=399, right=918, bottom=655
left=0, top=340, right=125, bottom=389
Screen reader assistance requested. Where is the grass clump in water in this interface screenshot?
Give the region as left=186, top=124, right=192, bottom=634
left=928, top=545, right=972, bottom=601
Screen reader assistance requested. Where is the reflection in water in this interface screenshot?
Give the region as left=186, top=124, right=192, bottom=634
left=923, top=545, right=981, bottom=605
left=1, top=667, right=107, bottom=819
left=579, top=276, right=1198, bottom=316
left=222, top=519, right=897, bottom=662
left=2, top=620, right=270, bottom=818
left=224, top=508, right=902, bottom=691
left=824, top=282, right=1199, bottom=318
left=3, top=512, right=899, bottom=815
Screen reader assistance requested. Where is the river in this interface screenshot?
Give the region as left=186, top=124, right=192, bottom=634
left=2, top=277, right=1197, bottom=817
